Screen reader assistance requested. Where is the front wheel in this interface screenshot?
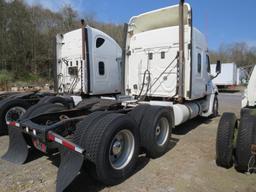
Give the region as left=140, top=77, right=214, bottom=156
left=235, top=113, right=255, bottom=172
left=211, top=96, right=219, bottom=118
left=216, top=113, right=237, bottom=168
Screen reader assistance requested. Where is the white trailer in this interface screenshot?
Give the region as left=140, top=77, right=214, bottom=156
left=211, top=63, right=237, bottom=87
left=2, top=1, right=221, bottom=191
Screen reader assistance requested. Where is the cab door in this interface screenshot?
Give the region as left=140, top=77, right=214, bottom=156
left=191, top=47, right=207, bottom=99
left=88, top=28, right=122, bottom=95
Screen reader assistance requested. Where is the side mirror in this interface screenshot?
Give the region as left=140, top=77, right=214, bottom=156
left=216, top=60, right=221, bottom=74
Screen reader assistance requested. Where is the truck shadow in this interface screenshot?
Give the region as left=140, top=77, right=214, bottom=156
left=0, top=132, right=7, bottom=137
left=20, top=124, right=183, bottom=192
left=64, top=156, right=150, bottom=192
left=173, top=116, right=213, bottom=135
left=26, top=148, right=44, bottom=163
left=65, top=138, right=179, bottom=192
left=46, top=137, right=179, bottom=192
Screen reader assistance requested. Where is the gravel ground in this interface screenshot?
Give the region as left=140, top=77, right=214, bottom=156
left=0, top=93, right=255, bottom=192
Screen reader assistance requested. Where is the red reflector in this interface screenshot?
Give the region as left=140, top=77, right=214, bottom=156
left=47, top=133, right=55, bottom=141
left=42, top=143, right=47, bottom=153
left=62, top=140, right=75, bottom=151
left=32, top=139, right=47, bottom=153
left=9, top=122, right=16, bottom=126
left=47, top=131, right=83, bottom=153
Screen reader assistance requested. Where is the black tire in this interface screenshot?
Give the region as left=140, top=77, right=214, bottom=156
left=22, top=96, right=70, bottom=119
left=0, top=99, right=30, bottom=135
left=38, top=96, right=72, bottom=109
left=216, top=113, right=237, bottom=168
left=0, top=92, right=19, bottom=100
left=128, top=104, right=150, bottom=127
left=235, top=114, right=255, bottom=172
left=140, top=106, right=172, bottom=159
left=75, top=98, right=101, bottom=110
left=73, top=111, right=110, bottom=147
left=37, top=103, right=67, bottom=114
left=22, top=103, right=67, bottom=119
left=211, top=96, right=219, bottom=118
left=37, top=96, right=53, bottom=104
left=22, top=103, right=48, bottom=119
left=79, top=113, right=139, bottom=185
left=241, top=108, right=256, bottom=118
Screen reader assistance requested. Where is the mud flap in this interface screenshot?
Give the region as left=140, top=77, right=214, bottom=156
left=2, top=126, right=29, bottom=164
left=56, top=148, right=84, bottom=192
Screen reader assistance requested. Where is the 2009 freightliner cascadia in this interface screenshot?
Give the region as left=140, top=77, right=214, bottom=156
left=2, top=1, right=221, bottom=191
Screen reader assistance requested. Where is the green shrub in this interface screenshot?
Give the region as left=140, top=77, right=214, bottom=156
left=0, top=70, right=14, bottom=90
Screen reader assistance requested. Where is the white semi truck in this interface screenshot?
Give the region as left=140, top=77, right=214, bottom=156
left=2, top=1, right=221, bottom=191
left=216, top=65, right=256, bottom=172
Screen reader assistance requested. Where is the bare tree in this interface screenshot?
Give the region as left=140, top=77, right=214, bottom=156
left=209, top=42, right=256, bottom=67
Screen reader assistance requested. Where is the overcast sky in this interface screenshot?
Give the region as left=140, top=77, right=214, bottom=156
left=24, top=0, right=256, bottom=50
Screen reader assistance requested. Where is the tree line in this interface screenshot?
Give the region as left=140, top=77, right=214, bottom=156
left=0, top=0, right=255, bottom=86
left=209, top=42, right=256, bottom=68
left=0, top=0, right=124, bottom=85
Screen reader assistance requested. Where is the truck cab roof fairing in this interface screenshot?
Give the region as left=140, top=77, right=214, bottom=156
left=128, top=3, right=191, bottom=35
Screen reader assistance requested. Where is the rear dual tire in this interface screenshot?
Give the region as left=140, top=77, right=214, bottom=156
left=75, top=113, right=140, bottom=186
left=22, top=96, right=71, bottom=119
left=216, top=110, right=256, bottom=172
left=74, top=105, right=172, bottom=185
left=235, top=112, right=255, bottom=172
left=129, top=105, right=172, bottom=159
left=139, top=106, right=172, bottom=159
left=216, top=113, right=237, bottom=168
left=38, top=96, right=72, bottom=109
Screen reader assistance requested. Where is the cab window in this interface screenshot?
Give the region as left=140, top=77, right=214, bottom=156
left=96, top=38, right=105, bottom=48
left=98, top=61, right=105, bottom=75
left=197, top=53, right=202, bottom=74
left=206, top=55, right=211, bottom=73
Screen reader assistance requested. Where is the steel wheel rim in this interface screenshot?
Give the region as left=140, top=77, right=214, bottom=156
left=5, top=106, right=26, bottom=123
left=109, top=129, right=135, bottom=170
left=155, top=117, right=169, bottom=146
